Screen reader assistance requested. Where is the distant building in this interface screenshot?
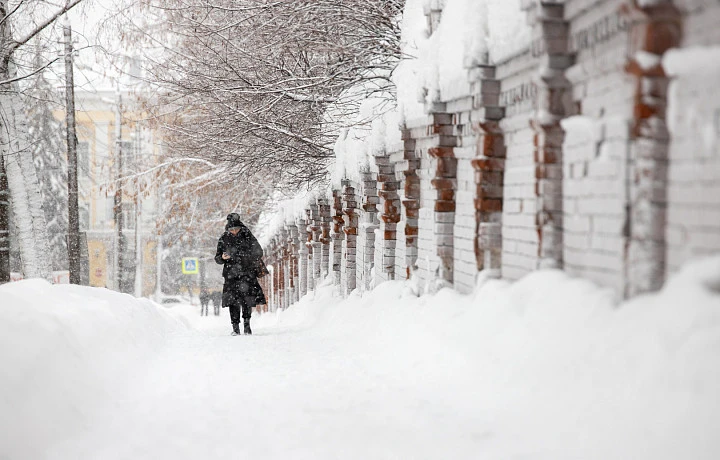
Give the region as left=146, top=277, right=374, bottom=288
left=55, top=89, right=161, bottom=296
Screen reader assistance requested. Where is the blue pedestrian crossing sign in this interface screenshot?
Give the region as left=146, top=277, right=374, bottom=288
left=181, top=258, right=199, bottom=275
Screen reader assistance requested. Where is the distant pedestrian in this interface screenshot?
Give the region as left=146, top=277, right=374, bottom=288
left=214, top=213, right=268, bottom=335
left=199, top=288, right=210, bottom=316
left=211, top=291, right=222, bottom=316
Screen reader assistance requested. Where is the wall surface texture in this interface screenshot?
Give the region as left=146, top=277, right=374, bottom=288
left=260, top=0, right=720, bottom=311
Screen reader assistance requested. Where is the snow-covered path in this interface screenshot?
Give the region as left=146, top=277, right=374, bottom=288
left=3, top=259, right=720, bottom=460
left=48, top=292, right=491, bottom=460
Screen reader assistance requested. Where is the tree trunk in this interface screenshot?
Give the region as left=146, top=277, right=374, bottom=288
left=0, top=0, right=85, bottom=283
left=1, top=78, right=52, bottom=280
left=0, top=157, right=9, bottom=283
left=0, top=0, right=10, bottom=283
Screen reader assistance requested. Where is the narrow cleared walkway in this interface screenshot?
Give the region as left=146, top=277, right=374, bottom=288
left=47, top=302, right=490, bottom=460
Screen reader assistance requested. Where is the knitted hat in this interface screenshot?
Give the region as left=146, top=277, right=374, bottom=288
left=226, top=213, right=243, bottom=229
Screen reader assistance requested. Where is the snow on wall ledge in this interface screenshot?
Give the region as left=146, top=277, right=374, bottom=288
left=0, top=281, right=187, bottom=460
left=400, top=0, right=530, bottom=116
left=663, top=46, right=720, bottom=76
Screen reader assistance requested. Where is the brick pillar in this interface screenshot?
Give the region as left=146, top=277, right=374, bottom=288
left=359, top=171, right=379, bottom=291
left=304, top=207, right=315, bottom=292
left=470, top=63, right=505, bottom=277
left=401, top=128, right=420, bottom=277
left=318, top=197, right=332, bottom=281
left=263, top=267, right=271, bottom=311
left=273, top=236, right=284, bottom=309
left=331, top=189, right=344, bottom=289
left=428, top=112, right=457, bottom=284
left=528, top=1, right=573, bottom=270
left=279, top=226, right=290, bottom=309
left=288, top=223, right=300, bottom=305
left=297, top=216, right=308, bottom=298
left=265, top=241, right=272, bottom=310
left=262, top=247, right=272, bottom=311
left=260, top=269, right=268, bottom=311
left=375, top=150, right=401, bottom=280
left=308, top=201, right=322, bottom=289
left=285, top=239, right=292, bottom=308
left=342, top=180, right=358, bottom=295
left=268, top=243, right=276, bottom=310
left=625, top=1, right=681, bottom=297
left=273, top=229, right=287, bottom=309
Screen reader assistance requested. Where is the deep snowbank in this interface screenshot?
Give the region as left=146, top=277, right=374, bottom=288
left=2, top=257, right=719, bottom=459
left=0, top=280, right=186, bottom=460
left=258, top=257, right=720, bottom=459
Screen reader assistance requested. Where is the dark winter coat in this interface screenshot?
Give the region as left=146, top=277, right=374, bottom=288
left=214, top=221, right=267, bottom=306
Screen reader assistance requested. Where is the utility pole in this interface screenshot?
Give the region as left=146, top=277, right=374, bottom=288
left=113, top=88, right=125, bottom=292
left=0, top=159, right=9, bottom=284
left=155, top=219, right=162, bottom=301
left=134, top=124, right=143, bottom=297
left=63, top=19, right=81, bottom=285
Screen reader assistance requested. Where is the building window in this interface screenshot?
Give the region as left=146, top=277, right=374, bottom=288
left=106, top=197, right=115, bottom=226
left=79, top=205, right=90, bottom=231
left=77, top=141, right=90, bottom=177
left=119, top=140, right=133, bottom=172
left=122, top=202, right=135, bottom=230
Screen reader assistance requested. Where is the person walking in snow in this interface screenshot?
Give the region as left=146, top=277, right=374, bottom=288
left=215, top=213, right=268, bottom=335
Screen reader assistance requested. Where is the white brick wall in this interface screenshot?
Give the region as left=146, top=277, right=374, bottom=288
left=416, top=146, right=439, bottom=288
left=562, top=121, right=630, bottom=294
left=561, top=0, right=637, bottom=292
left=265, top=0, right=720, bottom=305
left=395, top=220, right=408, bottom=279
left=453, top=132, right=479, bottom=293
left=680, top=2, right=720, bottom=46
left=498, top=52, right=537, bottom=281
left=501, top=107, right=538, bottom=279
left=665, top=40, right=720, bottom=274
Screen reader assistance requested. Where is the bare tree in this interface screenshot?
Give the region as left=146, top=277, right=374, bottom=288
left=128, top=152, right=274, bottom=293
left=25, top=46, right=69, bottom=272
left=103, top=0, right=403, bottom=190
left=0, top=0, right=87, bottom=282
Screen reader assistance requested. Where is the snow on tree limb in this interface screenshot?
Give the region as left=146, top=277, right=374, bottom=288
left=104, top=0, right=403, bottom=190
left=8, top=0, right=86, bottom=55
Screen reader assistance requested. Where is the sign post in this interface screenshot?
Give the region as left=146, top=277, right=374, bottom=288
left=181, top=257, right=199, bottom=275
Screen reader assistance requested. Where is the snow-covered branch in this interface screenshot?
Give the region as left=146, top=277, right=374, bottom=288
left=107, top=0, right=402, bottom=190
left=8, top=0, right=86, bottom=55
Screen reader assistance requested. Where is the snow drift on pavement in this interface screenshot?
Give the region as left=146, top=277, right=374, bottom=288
left=1, top=257, right=719, bottom=459
left=256, top=257, right=720, bottom=459
left=0, top=281, right=186, bottom=460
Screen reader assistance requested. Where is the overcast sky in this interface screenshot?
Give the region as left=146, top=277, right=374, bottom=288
left=34, top=0, right=138, bottom=94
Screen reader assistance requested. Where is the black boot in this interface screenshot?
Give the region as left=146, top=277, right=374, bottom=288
left=243, top=318, right=252, bottom=335
left=232, top=322, right=240, bottom=336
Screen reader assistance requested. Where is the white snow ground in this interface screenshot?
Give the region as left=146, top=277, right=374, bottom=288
left=1, top=257, right=720, bottom=459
